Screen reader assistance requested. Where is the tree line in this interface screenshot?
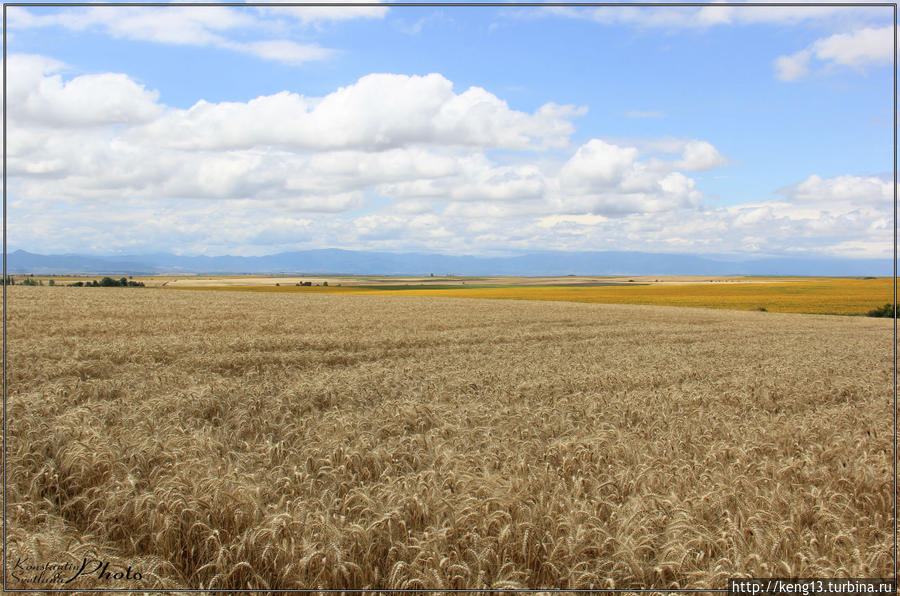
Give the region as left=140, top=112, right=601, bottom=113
left=2, top=276, right=144, bottom=287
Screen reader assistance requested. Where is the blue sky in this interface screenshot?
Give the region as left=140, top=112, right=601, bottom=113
left=4, top=2, right=895, bottom=258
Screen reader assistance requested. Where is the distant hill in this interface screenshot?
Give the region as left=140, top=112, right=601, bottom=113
left=5, top=248, right=892, bottom=277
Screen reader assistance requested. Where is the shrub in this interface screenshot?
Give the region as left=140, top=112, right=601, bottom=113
left=21, top=278, right=38, bottom=286
left=866, top=303, right=896, bottom=318
left=75, top=277, right=146, bottom=288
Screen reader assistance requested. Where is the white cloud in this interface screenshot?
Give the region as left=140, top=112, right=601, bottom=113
left=536, top=214, right=609, bottom=228
left=536, top=4, right=875, bottom=31
left=551, top=139, right=704, bottom=216
left=249, top=0, right=388, bottom=24
left=780, top=173, right=893, bottom=205
left=7, top=54, right=162, bottom=127
left=525, top=192, right=890, bottom=258
left=774, top=50, right=812, bottom=81
left=9, top=55, right=885, bottom=259
left=775, top=26, right=892, bottom=80
left=530, top=4, right=892, bottom=83
left=131, top=73, right=585, bottom=152
left=393, top=11, right=452, bottom=35
left=6, top=60, right=587, bottom=214
left=600, top=137, right=729, bottom=171
left=675, top=141, right=728, bottom=171
left=814, top=26, right=894, bottom=68
left=561, top=140, right=639, bottom=188
left=8, top=6, right=343, bottom=65
left=827, top=240, right=893, bottom=258
left=10, top=6, right=249, bottom=45
left=227, top=40, right=334, bottom=64
left=6, top=58, right=715, bottom=224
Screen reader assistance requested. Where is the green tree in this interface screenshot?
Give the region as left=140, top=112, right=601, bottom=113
left=867, top=303, right=897, bottom=318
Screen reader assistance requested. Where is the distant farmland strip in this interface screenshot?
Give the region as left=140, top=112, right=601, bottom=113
left=167, top=277, right=895, bottom=315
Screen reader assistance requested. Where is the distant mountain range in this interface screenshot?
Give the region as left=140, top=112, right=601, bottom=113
left=5, top=248, right=893, bottom=277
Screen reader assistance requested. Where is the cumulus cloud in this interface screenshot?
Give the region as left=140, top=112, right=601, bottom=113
left=528, top=191, right=890, bottom=259
left=551, top=140, right=704, bottom=216
left=671, top=140, right=729, bottom=171
left=131, top=73, right=586, bottom=152
left=599, top=137, right=728, bottom=172
left=6, top=58, right=587, bottom=213
left=775, top=26, right=892, bottom=80
left=560, top=140, right=639, bottom=188
left=549, top=138, right=722, bottom=216
left=779, top=173, right=893, bottom=205
left=11, top=54, right=882, bottom=259
left=7, top=54, right=162, bottom=127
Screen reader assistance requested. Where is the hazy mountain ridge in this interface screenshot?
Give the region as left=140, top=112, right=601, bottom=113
left=6, top=248, right=892, bottom=276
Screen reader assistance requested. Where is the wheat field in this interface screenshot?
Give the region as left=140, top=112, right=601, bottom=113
left=172, top=276, right=895, bottom=316
left=5, top=286, right=895, bottom=591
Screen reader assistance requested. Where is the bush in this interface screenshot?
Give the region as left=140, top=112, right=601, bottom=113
left=867, top=303, right=896, bottom=318
left=77, top=277, right=145, bottom=288
left=21, top=278, right=38, bottom=286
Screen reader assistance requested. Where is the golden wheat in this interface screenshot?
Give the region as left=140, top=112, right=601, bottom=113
left=5, top=286, right=894, bottom=591
left=170, top=276, right=895, bottom=316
